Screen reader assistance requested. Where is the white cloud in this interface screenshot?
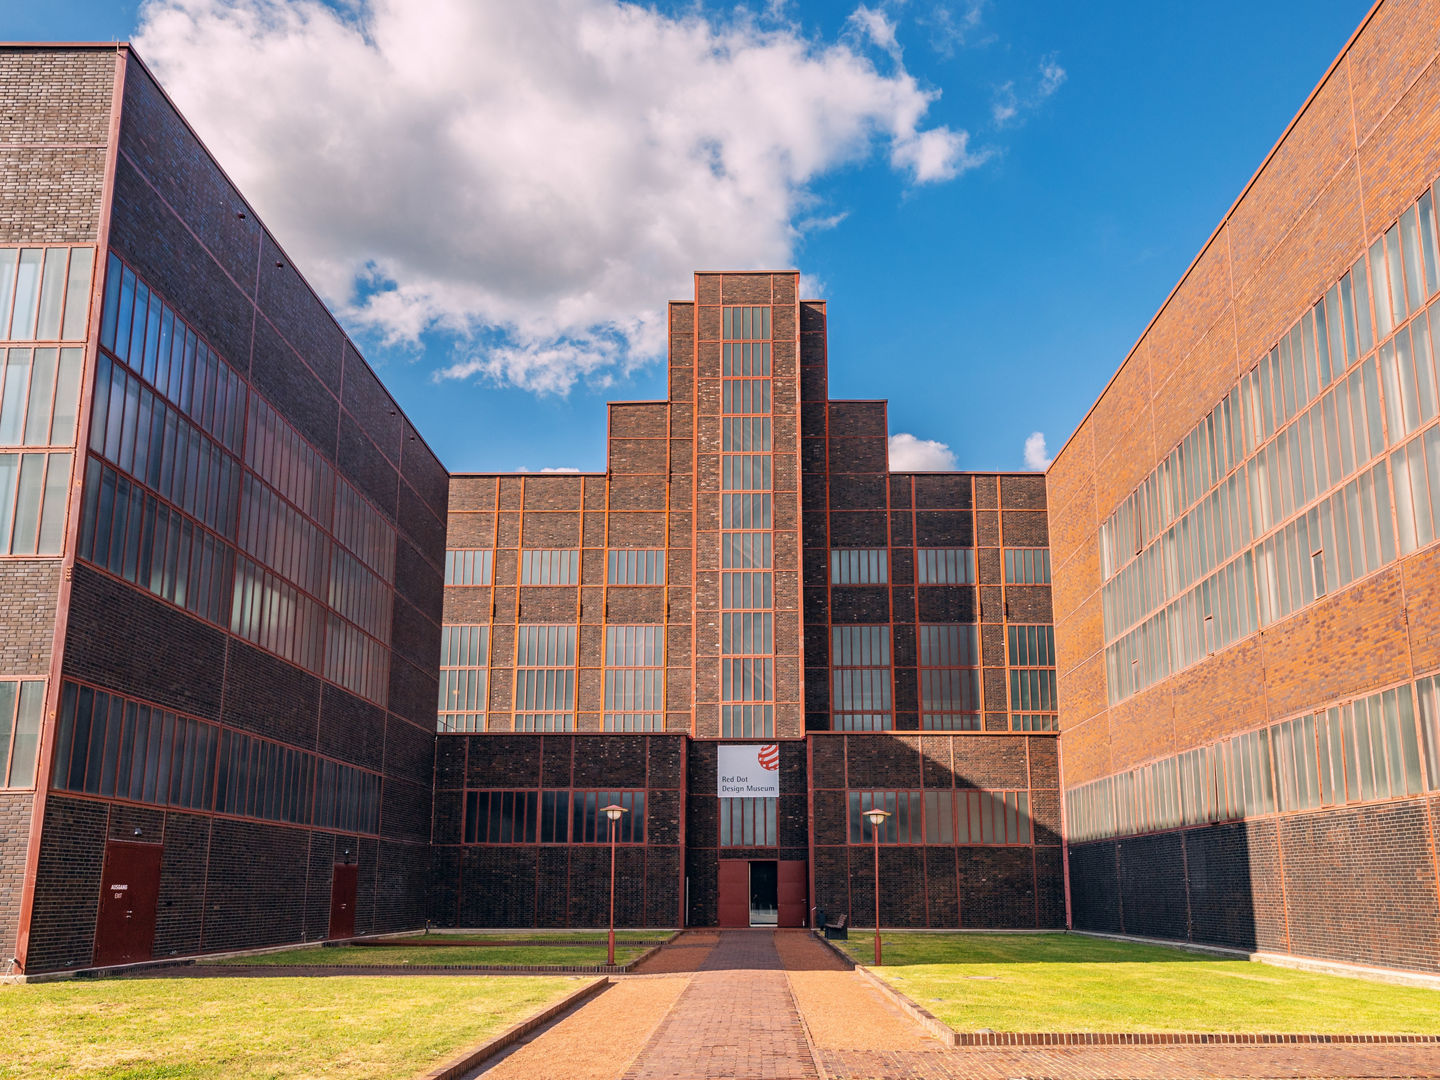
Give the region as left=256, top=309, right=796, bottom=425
left=134, top=0, right=984, bottom=394
left=921, top=1, right=989, bottom=58
left=1023, top=431, right=1051, bottom=471
left=992, top=53, right=1066, bottom=128
left=845, top=4, right=902, bottom=62
left=515, top=465, right=582, bottom=473
left=888, top=432, right=958, bottom=471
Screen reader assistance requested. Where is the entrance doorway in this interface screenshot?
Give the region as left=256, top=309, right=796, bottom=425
left=749, top=861, right=777, bottom=925
left=329, top=862, right=357, bottom=939
left=93, top=840, right=162, bottom=967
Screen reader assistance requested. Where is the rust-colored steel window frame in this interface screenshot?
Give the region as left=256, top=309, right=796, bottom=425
left=84, top=251, right=399, bottom=707
left=917, top=623, right=980, bottom=732
left=846, top=788, right=1032, bottom=845
left=50, top=679, right=382, bottom=835
left=0, top=245, right=94, bottom=344
left=0, top=678, right=44, bottom=788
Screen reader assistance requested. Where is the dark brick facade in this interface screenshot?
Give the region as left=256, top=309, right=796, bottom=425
left=430, top=735, right=684, bottom=928
left=810, top=734, right=1063, bottom=929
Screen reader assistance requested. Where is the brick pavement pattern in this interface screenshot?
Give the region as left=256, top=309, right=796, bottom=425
left=622, top=930, right=818, bottom=1080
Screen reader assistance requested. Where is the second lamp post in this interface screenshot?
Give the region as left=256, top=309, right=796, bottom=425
left=863, top=806, right=890, bottom=965
left=601, top=803, right=628, bottom=966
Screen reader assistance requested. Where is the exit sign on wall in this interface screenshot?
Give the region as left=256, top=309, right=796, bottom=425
left=717, top=744, right=780, bottom=798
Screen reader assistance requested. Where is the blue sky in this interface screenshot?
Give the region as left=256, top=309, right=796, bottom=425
left=15, top=0, right=1375, bottom=473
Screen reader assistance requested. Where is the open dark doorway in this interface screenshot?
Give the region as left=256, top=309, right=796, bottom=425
left=749, top=860, right=777, bottom=926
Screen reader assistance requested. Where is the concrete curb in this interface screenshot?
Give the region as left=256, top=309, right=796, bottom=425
left=418, top=977, right=610, bottom=1080
left=809, top=931, right=1440, bottom=1048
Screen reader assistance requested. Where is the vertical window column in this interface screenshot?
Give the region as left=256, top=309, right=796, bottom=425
left=720, top=305, right=775, bottom=738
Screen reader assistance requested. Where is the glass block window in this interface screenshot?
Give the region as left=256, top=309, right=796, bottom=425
left=514, top=624, right=576, bottom=731
left=520, top=548, right=579, bottom=585
left=916, top=547, right=975, bottom=584
left=446, top=549, right=493, bottom=586
left=831, top=625, right=892, bottom=731
left=604, top=625, right=663, bottom=732
left=720, top=796, right=777, bottom=846
left=0, top=679, right=43, bottom=788
left=1008, top=625, right=1057, bottom=731
left=918, top=624, right=980, bottom=731
left=1004, top=548, right=1051, bottom=584
left=438, top=624, right=489, bottom=732
left=830, top=548, right=888, bottom=585
left=608, top=548, right=664, bottom=585
left=0, top=246, right=93, bottom=341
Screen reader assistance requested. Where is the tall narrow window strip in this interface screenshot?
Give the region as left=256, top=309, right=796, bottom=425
left=438, top=624, right=489, bottom=732
left=831, top=625, right=893, bottom=731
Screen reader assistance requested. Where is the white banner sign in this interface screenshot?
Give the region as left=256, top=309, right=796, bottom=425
left=717, top=744, right=780, bottom=798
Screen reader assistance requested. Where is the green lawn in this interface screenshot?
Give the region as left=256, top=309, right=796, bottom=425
left=217, top=943, right=646, bottom=967
left=0, top=975, right=585, bottom=1079
left=838, top=932, right=1440, bottom=1034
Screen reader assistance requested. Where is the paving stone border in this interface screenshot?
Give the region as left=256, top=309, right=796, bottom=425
left=809, top=931, right=1440, bottom=1049
left=419, top=977, right=610, bottom=1080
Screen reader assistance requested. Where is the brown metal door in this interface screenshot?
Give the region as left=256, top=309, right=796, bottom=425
left=777, top=859, right=807, bottom=927
left=93, top=841, right=162, bottom=967
left=329, top=863, right=358, bottom=939
left=717, top=860, right=749, bottom=927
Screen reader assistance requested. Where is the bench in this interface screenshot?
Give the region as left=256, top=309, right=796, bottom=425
left=822, top=912, right=848, bottom=940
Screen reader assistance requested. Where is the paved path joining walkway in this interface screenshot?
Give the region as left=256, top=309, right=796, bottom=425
left=622, top=930, right=817, bottom=1080
left=477, top=930, right=1440, bottom=1080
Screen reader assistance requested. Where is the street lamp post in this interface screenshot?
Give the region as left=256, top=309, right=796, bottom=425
left=863, top=807, right=890, bottom=966
left=601, top=804, right=628, bottom=966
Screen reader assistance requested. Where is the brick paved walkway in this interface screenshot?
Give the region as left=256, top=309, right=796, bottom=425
left=622, top=930, right=818, bottom=1080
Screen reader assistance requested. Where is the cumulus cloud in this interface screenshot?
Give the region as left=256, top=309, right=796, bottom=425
left=1023, top=431, right=1051, bottom=471
left=992, top=53, right=1066, bottom=128
left=888, top=432, right=958, bottom=472
left=134, top=0, right=986, bottom=394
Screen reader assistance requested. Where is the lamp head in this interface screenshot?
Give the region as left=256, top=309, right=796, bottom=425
left=601, top=804, right=628, bottom=823
left=863, top=808, right=891, bottom=827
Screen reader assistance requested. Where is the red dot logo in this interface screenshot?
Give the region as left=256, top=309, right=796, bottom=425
left=757, top=744, right=780, bottom=771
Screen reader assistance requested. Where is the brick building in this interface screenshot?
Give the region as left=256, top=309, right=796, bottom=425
left=4, top=0, right=1439, bottom=980
left=1049, top=0, right=1440, bottom=975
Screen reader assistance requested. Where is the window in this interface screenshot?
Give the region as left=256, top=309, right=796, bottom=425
left=608, top=548, right=664, bottom=585
left=918, top=624, right=980, bottom=731
left=1003, top=548, right=1051, bottom=584
left=845, top=790, right=1034, bottom=845
left=571, top=789, right=646, bottom=843
left=720, top=493, right=771, bottom=528
left=0, top=679, right=43, bottom=788
left=916, top=547, right=974, bottom=584
left=723, top=417, right=771, bottom=451
left=722, top=455, right=771, bottom=490
left=514, top=624, right=576, bottom=731
left=438, top=625, right=489, bottom=732
left=722, top=306, right=771, bottom=341
left=0, top=450, right=71, bottom=555
left=0, top=246, right=93, bottom=341
left=720, top=797, right=777, bottom=846
left=1008, top=625, right=1057, bottom=732
left=520, top=548, right=579, bottom=585
left=50, top=681, right=381, bottom=833
left=446, top=549, right=493, bottom=586
left=0, top=347, right=84, bottom=447
left=831, top=625, right=892, bottom=731
left=830, top=548, right=887, bottom=585
left=464, top=790, right=538, bottom=843
left=722, top=533, right=771, bottom=568
left=604, top=625, right=663, bottom=731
